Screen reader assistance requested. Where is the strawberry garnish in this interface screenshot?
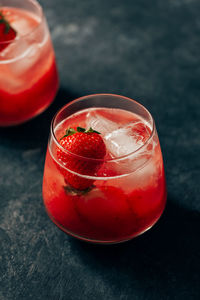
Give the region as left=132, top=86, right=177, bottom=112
left=57, top=127, right=106, bottom=191
left=0, top=11, right=16, bottom=52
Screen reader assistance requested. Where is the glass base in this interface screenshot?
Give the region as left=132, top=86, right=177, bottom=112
left=46, top=208, right=165, bottom=245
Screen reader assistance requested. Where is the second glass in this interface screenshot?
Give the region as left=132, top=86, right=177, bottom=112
left=0, top=0, right=59, bottom=126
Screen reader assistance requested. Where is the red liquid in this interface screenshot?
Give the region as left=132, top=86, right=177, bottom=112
left=43, top=108, right=167, bottom=243
left=0, top=7, right=59, bottom=126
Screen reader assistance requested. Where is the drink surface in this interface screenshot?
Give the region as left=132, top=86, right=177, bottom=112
left=43, top=107, right=167, bottom=243
left=0, top=7, right=59, bottom=126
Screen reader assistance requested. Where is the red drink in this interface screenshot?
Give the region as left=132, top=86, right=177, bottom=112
left=43, top=94, right=167, bottom=243
left=0, top=0, right=59, bottom=126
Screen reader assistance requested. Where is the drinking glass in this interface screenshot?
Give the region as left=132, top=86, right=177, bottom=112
left=0, top=0, right=59, bottom=126
left=43, top=94, right=167, bottom=244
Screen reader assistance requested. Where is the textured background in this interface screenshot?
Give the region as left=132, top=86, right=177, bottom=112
left=0, top=0, right=200, bottom=299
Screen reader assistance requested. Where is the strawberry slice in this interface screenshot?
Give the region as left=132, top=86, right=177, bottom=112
left=57, top=127, right=106, bottom=191
left=0, top=11, right=16, bottom=52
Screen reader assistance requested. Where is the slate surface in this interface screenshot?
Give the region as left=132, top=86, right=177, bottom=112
left=0, top=0, right=200, bottom=299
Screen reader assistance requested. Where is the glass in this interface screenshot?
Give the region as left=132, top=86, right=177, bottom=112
left=43, top=94, right=167, bottom=244
left=0, top=0, right=59, bottom=126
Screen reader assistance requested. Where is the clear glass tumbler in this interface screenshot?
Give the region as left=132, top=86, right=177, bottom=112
left=43, top=94, right=167, bottom=244
left=0, top=0, right=59, bottom=126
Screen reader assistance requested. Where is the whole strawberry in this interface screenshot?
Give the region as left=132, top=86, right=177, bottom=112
left=57, top=127, right=106, bottom=191
left=0, top=11, right=16, bottom=52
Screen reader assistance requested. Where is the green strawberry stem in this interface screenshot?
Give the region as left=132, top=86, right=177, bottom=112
left=63, top=184, right=94, bottom=195
left=77, top=127, right=86, bottom=132
left=87, top=127, right=100, bottom=134
left=60, top=127, right=100, bottom=140
left=77, top=127, right=100, bottom=134
left=0, top=11, right=16, bottom=34
left=61, top=128, right=76, bottom=138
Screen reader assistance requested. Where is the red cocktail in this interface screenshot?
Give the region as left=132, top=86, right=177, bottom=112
left=43, top=94, right=167, bottom=243
left=0, top=0, right=59, bottom=126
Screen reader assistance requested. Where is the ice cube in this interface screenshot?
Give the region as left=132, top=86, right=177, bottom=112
left=11, top=13, right=36, bottom=35
left=105, top=121, right=152, bottom=174
left=6, top=27, right=48, bottom=76
left=104, top=122, right=147, bottom=158
left=8, top=43, right=41, bottom=76
left=0, top=38, right=40, bottom=73
left=86, top=110, right=120, bottom=135
left=13, top=19, right=30, bottom=34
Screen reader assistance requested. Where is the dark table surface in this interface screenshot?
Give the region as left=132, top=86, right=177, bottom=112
left=0, top=0, right=200, bottom=299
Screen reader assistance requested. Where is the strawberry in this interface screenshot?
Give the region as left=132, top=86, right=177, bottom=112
left=0, top=11, right=16, bottom=52
left=57, top=127, right=106, bottom=190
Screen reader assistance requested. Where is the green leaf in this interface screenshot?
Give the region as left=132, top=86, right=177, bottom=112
left=60, top=128, right=76, bottom=139
left=66, top=128, right=76, bottom=136
left=63, top=184, right=94, bottom=195
left=86, top=127, right=101, bottom=134
left=5, top=22, right=10, bottom=34
left=0, top=11, right=12, bottom=34
left=59, top=126, right=101, bottom=140
left=77, top=127, right=86, bottom=132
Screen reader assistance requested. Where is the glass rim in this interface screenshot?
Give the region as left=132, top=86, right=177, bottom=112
left=0, top=0, right=44, bottom=44
left=50, top=93, right=156, bottom=163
